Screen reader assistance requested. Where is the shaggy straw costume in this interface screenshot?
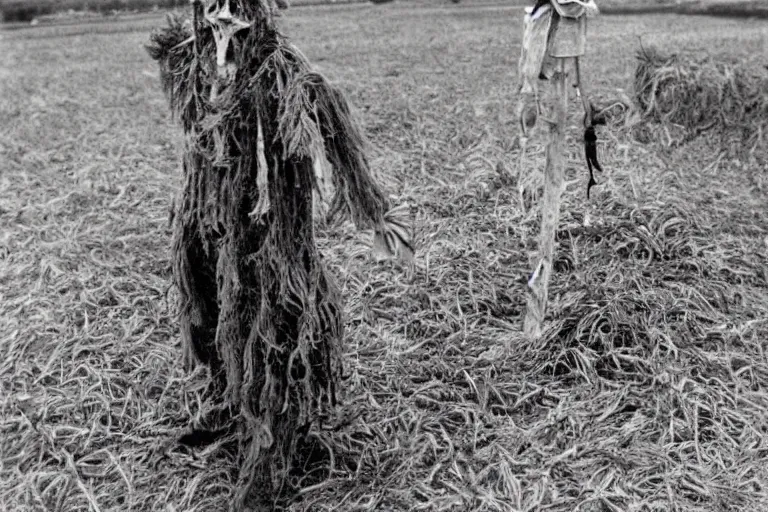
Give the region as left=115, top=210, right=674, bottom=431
left=147, top=1, right=411, bottom=508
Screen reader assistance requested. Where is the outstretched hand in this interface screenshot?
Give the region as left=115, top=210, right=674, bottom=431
left=372, top=204, right=415, bottom=263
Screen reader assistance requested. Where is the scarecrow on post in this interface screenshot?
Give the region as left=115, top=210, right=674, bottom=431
left=515, top=0, right=604, bottom=338
left=146, top=0, right=413, bottom=509
left=518, top=0, right=604, bottom=198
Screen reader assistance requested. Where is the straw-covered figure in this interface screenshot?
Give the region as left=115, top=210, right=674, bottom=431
left=146, top=0, right=413, bottom=508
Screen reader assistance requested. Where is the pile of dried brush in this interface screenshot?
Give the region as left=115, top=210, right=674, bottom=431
left=634, top=45, right=768, bottom=150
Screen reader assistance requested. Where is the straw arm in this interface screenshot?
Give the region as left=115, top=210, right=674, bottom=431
left=309, top=75, right=414, bottom=261
left=272, top=67, right=412, bottom=260
left=312, top=77, right=391, bottom=229
left=145, top=16, right=202, bottom=129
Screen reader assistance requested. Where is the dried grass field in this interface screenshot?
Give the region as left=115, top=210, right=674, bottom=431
left=2, top=3, right=768, bottom=511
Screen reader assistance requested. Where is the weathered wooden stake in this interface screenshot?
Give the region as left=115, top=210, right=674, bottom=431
left=523, top=58, right=568, bottom=339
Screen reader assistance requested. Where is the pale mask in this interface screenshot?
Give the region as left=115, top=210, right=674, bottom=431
left=200, top=0, right=252, bottom=80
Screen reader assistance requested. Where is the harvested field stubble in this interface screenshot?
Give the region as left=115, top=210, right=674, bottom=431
left=1, top=6, right=768, bottom=512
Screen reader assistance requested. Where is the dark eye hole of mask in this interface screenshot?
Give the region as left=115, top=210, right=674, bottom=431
left=225, top=38, right=237, bottom=63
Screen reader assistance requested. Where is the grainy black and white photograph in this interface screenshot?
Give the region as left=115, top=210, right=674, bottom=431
left=1, top=0, right=767, bottom=510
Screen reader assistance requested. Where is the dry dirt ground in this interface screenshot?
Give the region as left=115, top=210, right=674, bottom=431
left=2, top=3, right=768, bottom=511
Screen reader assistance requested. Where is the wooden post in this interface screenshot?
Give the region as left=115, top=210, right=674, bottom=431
left=523, top=59, right=568, bottom=339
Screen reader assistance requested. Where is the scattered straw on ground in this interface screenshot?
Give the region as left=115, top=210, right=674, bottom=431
left=1, top=6, right=767, bottom=512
